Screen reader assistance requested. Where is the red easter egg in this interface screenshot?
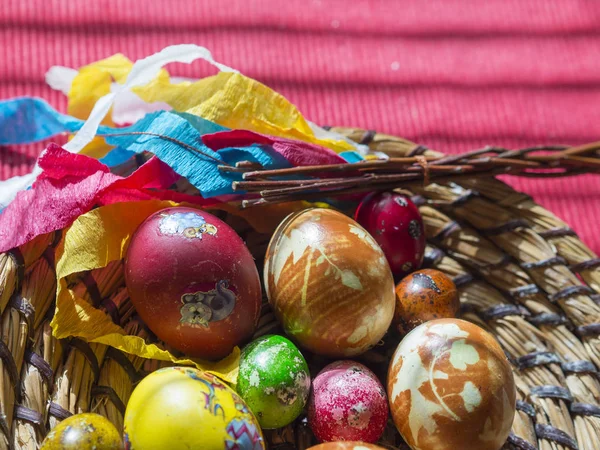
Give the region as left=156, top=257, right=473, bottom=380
left=354, top=192, right=425, bottom=277
left=124, top=207, right=261, bottom=360
left=308, top=361, right=388, bottom=443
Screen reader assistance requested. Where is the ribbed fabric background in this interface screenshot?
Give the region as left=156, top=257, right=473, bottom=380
left=1, top=0, right=599, bottom=251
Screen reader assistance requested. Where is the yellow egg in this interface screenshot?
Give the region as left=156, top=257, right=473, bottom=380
left=124, top=367, right=265, bottom=450
left=40, top=413, right=123, bottom=450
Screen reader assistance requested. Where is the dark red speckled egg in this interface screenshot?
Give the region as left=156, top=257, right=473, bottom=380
left=308, top=361, right=388, bottom=443
left=125, top=207, right=261, bottom=360
left=354, top=192, right=425, bottom=278
left=394, top=269, right=459, bottom=335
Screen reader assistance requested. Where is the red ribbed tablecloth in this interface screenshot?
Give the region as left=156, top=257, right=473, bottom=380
left=1, top=0, right=599, bottom=251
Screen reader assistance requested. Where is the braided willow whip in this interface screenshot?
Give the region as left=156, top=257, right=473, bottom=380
left=222, top=141, right=600, bottom=207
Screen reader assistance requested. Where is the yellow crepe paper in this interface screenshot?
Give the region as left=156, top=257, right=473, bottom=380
left=51, top=199, right=330, bottom=383
left=66, top=53, right=354, bottom=158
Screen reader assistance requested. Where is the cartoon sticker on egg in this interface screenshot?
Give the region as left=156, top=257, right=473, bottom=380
left=180, top=280, right=237, bottom=327
left=159, top=211, right=218, bottom=239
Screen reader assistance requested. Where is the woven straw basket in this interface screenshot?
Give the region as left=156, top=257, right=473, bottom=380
left=1, top=127, right=599, bottom=450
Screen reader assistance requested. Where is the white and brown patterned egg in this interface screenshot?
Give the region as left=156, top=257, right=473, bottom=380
left=387, top=318, right=516, bottom=450
left=264, top=208, right=396, bottom=358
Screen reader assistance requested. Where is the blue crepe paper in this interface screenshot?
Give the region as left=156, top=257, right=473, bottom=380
left=339, top=151, right=365, bottom=163
left=0, top=97, right=83, bottom=144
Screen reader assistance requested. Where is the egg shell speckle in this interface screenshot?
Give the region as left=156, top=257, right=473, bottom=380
left=308, top=361, right=388, bottom=443
left=394, top=269, right=459, bottom=335
left=387, top=318, right=516, bottom=450
left=264, top=208, right=395, bottom=358
left=237, top=335, right=311, bottom=429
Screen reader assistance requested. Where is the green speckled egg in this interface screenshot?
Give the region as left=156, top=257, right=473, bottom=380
left=41, top=413, right=123, bottom=450
left=237, top=334, right=311, bottom=429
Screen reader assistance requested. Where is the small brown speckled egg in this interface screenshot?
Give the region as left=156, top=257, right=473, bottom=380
left=394, top=269, right=459, bottom=335
left=387, top=318, right=516, bottom=450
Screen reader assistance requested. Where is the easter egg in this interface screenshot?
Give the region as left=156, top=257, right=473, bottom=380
left=124, top=367, right=265, bottom=450
left=125, top=207, right=261, bottom=360
left=394, top=269, right=459, bottom=335
left=308, top=361, right=388, bottom=443
left=264, top=208, right=395, bottom=357
left=237, top=335, right=311, bottom=429
left=354, top=192, right=425, bottom=278
left=387, top=318, right=516, bottom=450
left=307, top=443, right=387, bottom=450
left=41, top=413, right=123, bottom=450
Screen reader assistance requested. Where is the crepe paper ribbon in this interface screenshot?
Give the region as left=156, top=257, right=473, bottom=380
left=51, top=199, right=241, bottom=383
left=135, top=72, right=359, bottom=154
left=1, top=97, right=362, bottom=198
left=340, top=151, right=366, bottom=163
left=0, top=144, right=207, bottom=253
left=65, top=45, right=236, bottom=153
left=98, top=112, right=292, bottom=197
left=1, top=44, right=366, bottom=210
left=202, top=129, right=347, bottom=168
left=47, top=48, right=363, bottom=156
left=0, top=98, right=278, bottom=194
left=0, top=45, right=236, bottom=209
left=0, top=97, right=83, bottom=145
left=0, top=140, right=341, bottom=253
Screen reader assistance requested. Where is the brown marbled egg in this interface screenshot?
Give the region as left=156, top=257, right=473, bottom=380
left=394, top=269, right=459, bottom=335
left=307, top=443, right=387, bottom=450
left=387, top=318, right=516, bottom=450
left=264, top=208, right=395, bottom=358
